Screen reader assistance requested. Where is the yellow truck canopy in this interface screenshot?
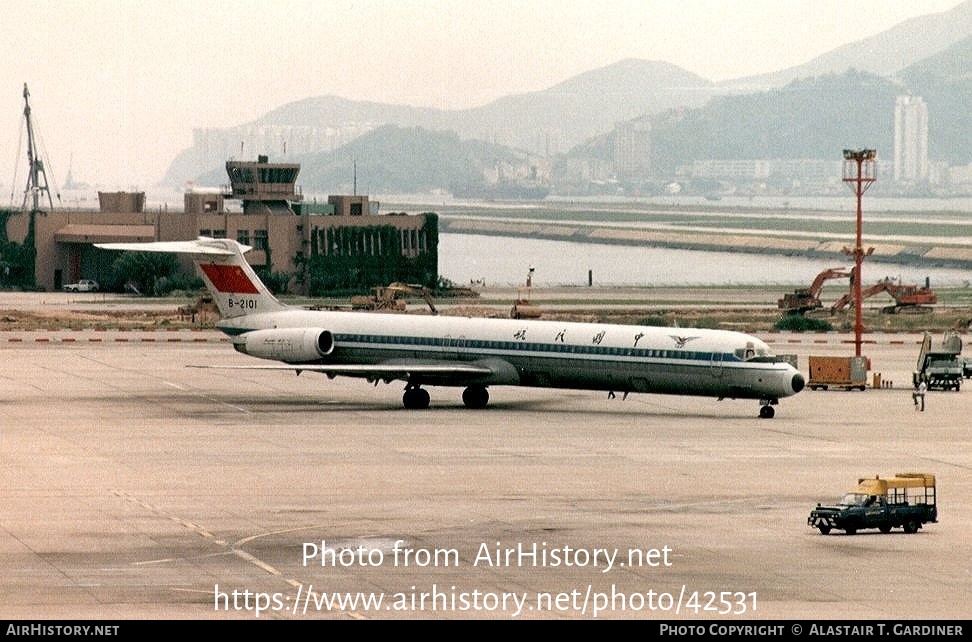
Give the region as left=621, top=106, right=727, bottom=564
left=853, top=473, right=935, bottom=495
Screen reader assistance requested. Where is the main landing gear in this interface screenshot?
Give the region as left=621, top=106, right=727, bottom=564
left=401, top=384, right=490, bottom=409
left=461, top=385, right=489, bottom=409
left=402, top=384, right=431, bottom=409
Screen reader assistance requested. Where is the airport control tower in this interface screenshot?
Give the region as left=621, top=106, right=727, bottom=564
left=225, top=154, right=302, bottom=215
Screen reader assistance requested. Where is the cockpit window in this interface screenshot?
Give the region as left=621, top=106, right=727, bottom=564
left=735, top=345, right=770, bottom=360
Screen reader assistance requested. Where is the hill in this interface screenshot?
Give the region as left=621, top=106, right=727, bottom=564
left=163, top=2, right=972, bottom=193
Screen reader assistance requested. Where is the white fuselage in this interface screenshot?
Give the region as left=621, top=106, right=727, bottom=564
left=218, top=308, right=803, bottom=401
left=92, top=238, right=805, bottom=415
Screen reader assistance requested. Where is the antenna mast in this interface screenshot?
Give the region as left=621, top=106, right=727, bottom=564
left=21, top=84, right=54, bottom=212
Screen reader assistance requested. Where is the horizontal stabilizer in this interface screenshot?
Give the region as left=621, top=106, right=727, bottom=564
left=95, top=238, right=249, bottom=255
left=96, top=237, right=281, bottom=319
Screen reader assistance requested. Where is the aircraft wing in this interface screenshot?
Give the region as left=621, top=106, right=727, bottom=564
left=187, top=359, right=512, bottom=385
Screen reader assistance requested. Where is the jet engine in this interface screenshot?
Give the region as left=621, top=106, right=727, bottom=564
left=235, top=328, right=335, bottom=363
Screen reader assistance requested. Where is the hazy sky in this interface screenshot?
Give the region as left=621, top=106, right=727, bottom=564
left=1, top=0, right=964, bottom=193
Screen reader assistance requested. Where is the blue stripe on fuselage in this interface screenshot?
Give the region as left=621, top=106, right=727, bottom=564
left=222, top=329, right=758, bottom=365
left=338, top=332, right=744, bottom=363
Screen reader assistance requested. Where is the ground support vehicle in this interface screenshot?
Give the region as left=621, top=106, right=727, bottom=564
left=807, top=355, right=868, bottom=390
left=808, top=473, right=937, bottom=535
left=914, top=331, right=963, bottom=391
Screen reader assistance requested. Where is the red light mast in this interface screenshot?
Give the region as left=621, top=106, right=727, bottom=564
left=841, top=149, right=876, bottom=357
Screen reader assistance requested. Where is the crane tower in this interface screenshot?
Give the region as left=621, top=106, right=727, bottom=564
left=20, top=83, right=55, bottom=212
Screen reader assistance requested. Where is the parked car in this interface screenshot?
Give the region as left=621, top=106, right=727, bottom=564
left=63, top=279, right=99, bottom=292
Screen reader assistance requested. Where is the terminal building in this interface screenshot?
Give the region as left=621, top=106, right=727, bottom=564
left=4, top=155, right=437, bottom=294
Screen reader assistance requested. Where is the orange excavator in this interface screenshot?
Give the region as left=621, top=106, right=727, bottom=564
left=830, top=278, right=937, bottom=314
left=778, top=268, right=852, bottom=315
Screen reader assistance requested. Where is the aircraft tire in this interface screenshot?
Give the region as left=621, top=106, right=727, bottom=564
left=818, top=525, right=831, bottom=535
left=759, top=405, right=775, bottom=419
left=403, top=387, right=430, bottom=409
left=462, top=385, right=489, bottom=409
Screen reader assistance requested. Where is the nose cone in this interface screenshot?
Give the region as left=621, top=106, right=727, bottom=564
left=792, top=372, right=806, bottom=394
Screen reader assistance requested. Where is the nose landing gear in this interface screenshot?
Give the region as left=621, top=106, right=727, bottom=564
left=758, top=399, right=777, bottom=419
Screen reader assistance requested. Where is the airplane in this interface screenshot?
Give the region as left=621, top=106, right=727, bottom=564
left=95, top=238, right=806, bottom=418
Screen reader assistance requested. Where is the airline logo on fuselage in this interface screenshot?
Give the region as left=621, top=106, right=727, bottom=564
left=669, top=335, right=700, bottom=349
left=200, top=264, right=260, bottom=294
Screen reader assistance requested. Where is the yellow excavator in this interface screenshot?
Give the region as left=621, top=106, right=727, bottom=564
left=351, top=282, right=438, bottom=314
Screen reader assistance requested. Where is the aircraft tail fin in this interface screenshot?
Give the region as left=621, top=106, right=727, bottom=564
left=95, top=237, right=288, bottom=318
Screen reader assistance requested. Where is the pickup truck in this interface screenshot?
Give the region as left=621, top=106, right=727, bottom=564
left=808, top=473, right=937, bottom=535
left=63, top=279, right=99, bottom=292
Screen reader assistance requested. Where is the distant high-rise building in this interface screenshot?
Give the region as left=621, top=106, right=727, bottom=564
left=893, top=95, right=929, bottom=183
left=614, top=117, right=652, bottom=183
